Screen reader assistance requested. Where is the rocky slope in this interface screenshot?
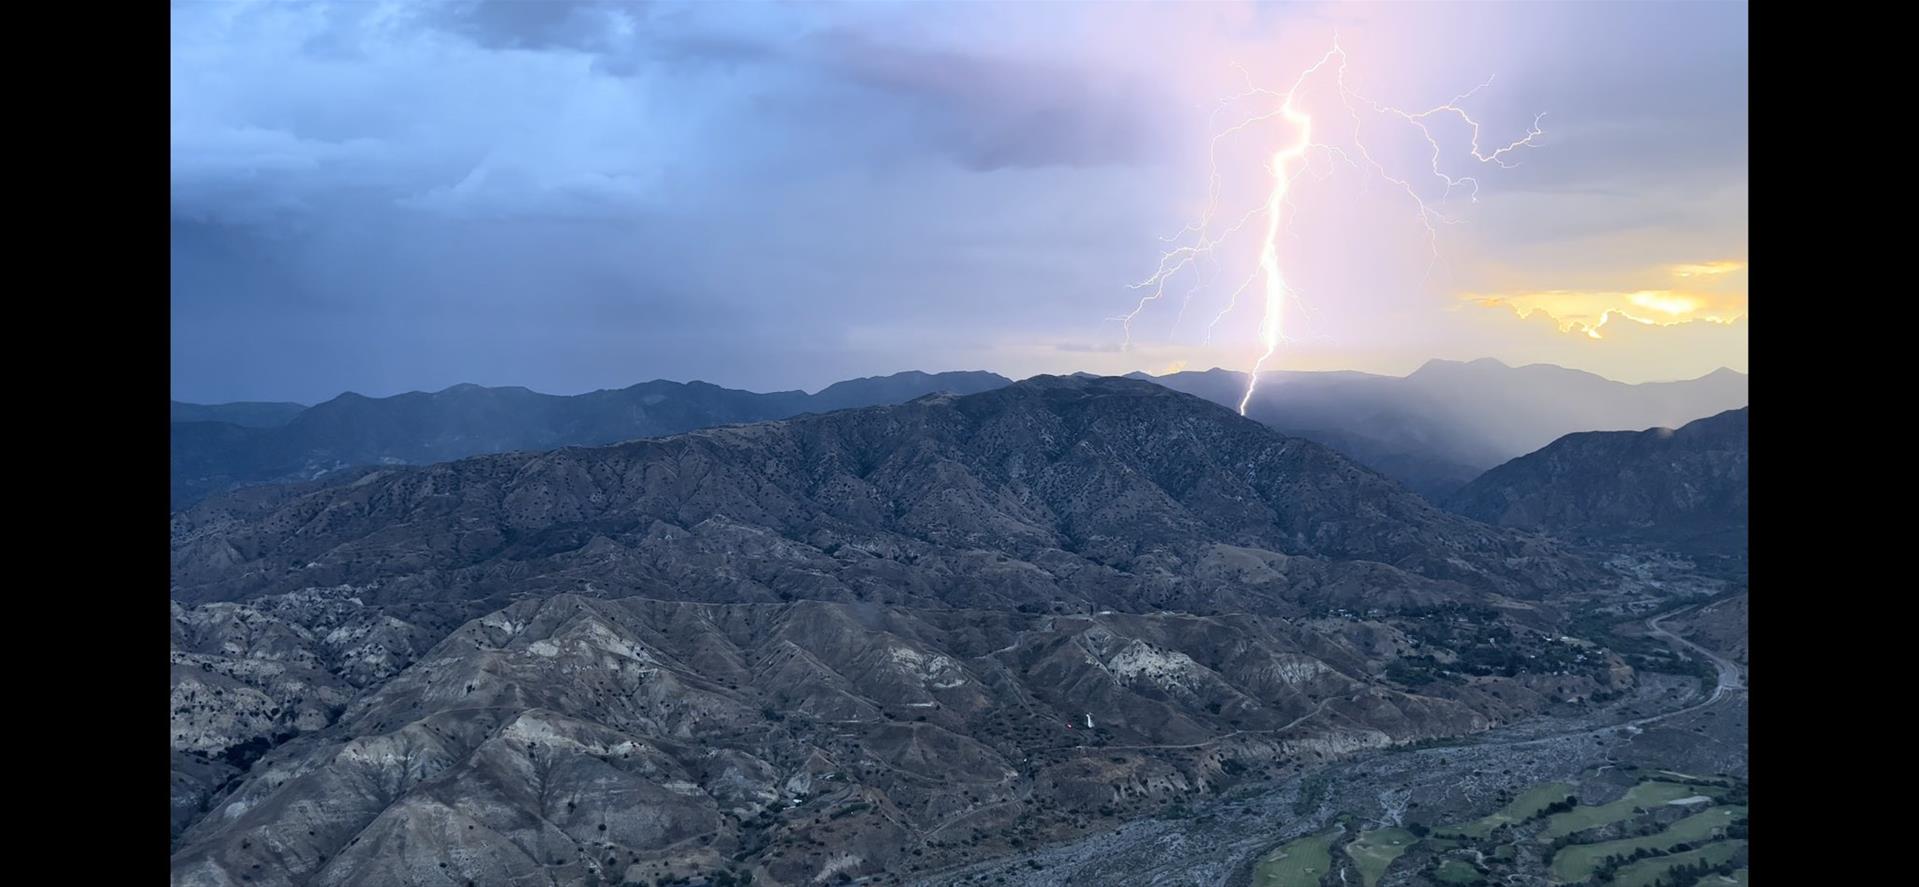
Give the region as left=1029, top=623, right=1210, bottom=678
left=169, top=377, right=1641, bottom=886
left=171, top=590, right=1630, bottom=887
left=1445, top=408, right=1748, bottom=555
left=171, top=376, right=1591, bottom=608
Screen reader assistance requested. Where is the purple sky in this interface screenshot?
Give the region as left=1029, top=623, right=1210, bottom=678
left=171, top=1, right=1748, bottom=403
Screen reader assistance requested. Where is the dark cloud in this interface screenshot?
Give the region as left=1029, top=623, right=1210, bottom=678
left=170, top=1, right=1746, bottom=402
left=804, top=30, right=1167, bottom=172
left=426, top=0, right=628, bottom=52
left=427, top=0, right=780, bottom=78
left=423, top=5, right=1166, bottom=172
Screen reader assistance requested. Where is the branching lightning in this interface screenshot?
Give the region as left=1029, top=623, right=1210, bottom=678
left=1112, top=39, right=1545, bottom=415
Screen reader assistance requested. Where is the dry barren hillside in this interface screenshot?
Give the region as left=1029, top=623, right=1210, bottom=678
left=171, top=377, right=1640, bottom=886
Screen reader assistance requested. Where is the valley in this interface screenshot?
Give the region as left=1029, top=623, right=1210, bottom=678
left=167, top=4, right=1751, bottom=882
left=913, top=601, right=1748, bottom=887
left=168, top=376, right=1748, bottom=886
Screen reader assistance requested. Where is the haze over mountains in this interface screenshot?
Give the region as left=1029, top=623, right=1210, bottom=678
left=172, top=376, right=1654, bottom=886
left=170, top=400, right=310, bottom=428
left=1448, top=407, right=1750, bottom=560
left=171, top=361, right=1746, bottom=511
left=1141, top=359, right=1748, bottom=499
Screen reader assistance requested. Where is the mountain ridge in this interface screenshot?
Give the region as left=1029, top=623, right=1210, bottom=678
left=172, top=375, right=1592, bottom=607
left=169, top=375, right=1642, bottom=886
left=1445, top=407, right=1749, bottom=559
left=170, top=370, right=1016, bottom=511
left=171, top=362, right=1747, bottom=511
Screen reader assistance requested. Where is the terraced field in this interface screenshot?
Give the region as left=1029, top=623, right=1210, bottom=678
left=1434, top=858, right=1482, bottom=884
left=1347, top=828, right=1417, bottom=887
left=1549, top=805, right=1746, bottom=882
left=1235, top=774, right=1748, bottom=886
left=1440, top=782, right=1578, bottom=839
left=1611, top=841, right=1746, bottom=887
left=1540, top=781, right=1709, bottom=839
left=1252, top=828, right=1340, bottom=887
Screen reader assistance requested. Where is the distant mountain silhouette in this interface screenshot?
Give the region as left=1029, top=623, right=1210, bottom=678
left=169, top=400, right=308, bottom=428
left=806, top=370, right=1009, bottom=411
left=1143, top=360, right=1748, bottom=499
left=169, top=360, right=1748, bottom=511
left=169, top=371, right=1012, bottom=510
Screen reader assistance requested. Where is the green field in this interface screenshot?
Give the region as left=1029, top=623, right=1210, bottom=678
left=1695, top=868, right=1748, bottom=886
left=1549, top=805, right=1746, bottom=882
left=1540, top=782, right=1706, bottom=839
left=1653, top=770, right=1727, bottom=786
left=1253, top=829, right=1339, bottom=887
left=1439, top=782, right=1576, bottom=839
left=1610, top=841, right=1746, bottom=887
left=1433, top=858, right=1483, bottom=885
left=1346, top=827, right=1416, bottom=887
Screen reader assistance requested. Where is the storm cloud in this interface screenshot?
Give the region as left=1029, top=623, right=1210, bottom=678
left=171, top=0, right=1746, bottom=402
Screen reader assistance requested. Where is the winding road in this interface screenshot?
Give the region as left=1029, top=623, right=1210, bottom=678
left=1635, top=603, right=1744, bottom=726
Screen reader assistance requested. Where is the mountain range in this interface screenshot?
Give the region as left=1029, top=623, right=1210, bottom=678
left=169, top=371, right=1011, bottom=510
left=170, top=376, right=1638, bottom=886
left=171, top=400, right=310, bottom=428
left=171, top=361, right=1746, bottom=511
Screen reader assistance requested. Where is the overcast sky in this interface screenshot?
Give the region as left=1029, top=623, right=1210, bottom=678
left=171, top=0, right=1748, bottom=403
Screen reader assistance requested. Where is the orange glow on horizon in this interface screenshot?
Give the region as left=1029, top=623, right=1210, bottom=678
left=1463, top=258, right=1746, bottom=340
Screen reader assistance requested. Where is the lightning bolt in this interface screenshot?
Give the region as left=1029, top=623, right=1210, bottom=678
left=1115, top=38, right=1544, bottom=415
left=1238, top=46, right=1337, bottom=414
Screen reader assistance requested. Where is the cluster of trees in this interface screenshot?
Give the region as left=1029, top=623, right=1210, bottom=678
left=647, top=870, right=752, bottom=887
left=1389, top=613, right=1603, bottom=683
left=1627, top=855, right=1740, bottom=887
left=1530, top=795, right=1579, bottom=821
left=1293, top=771, right=1332, bottom=815
left=1384, top=656, right=1443, bottom=687
left=1589, top=844, right=1742, bottom=885
left=217, top=730, right=297, bottom=769
left=827, top=802, right=871, bottom=821
left=1398, top=602, right=1504, bottom=623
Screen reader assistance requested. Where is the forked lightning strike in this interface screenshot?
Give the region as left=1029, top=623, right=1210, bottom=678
left=1113, top=39, right=1544, bottom=414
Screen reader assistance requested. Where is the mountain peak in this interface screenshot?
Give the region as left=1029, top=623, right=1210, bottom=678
left=1011, top=373, right=1164, bottom=393
left=807, top=370, right=1011, bottom=411
left=1413, top=357, right=1512, bottom=375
